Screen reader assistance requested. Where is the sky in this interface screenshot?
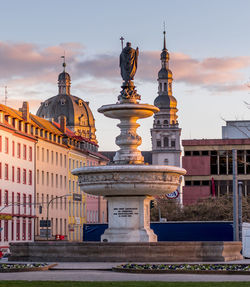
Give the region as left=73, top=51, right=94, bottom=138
left=0, top=0, right=250, bottom=150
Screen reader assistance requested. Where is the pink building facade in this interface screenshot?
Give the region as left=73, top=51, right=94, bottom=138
left=182, top=139, right=250, bottom=205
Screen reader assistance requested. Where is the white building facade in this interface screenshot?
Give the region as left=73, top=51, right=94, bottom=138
left=0, top=105, right=36, bottom=250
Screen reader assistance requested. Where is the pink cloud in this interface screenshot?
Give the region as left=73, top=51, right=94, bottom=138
left=0, top=41, right=84, bottom=79
left=0, top=41, right=249, bottom=95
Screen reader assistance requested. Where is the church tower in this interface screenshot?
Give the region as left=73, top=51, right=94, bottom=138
left=151, top=30, right=181, bottom=166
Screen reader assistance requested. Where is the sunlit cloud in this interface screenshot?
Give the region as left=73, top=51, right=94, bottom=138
left=0, top=41, right=249, bottom=101
left=0, top=41, right=84, bottom=79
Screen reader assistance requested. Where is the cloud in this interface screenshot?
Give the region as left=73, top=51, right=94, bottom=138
left=0, top=40, right=249, bottom=97
left=0, top=41, right=84, bottom=79
left=75, top=54, right=120, bottom=80
left=73, top=51, right=250, bottom=92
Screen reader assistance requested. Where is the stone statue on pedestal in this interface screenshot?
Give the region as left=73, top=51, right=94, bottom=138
left=120, top=42, right=139, bottom=83
left=118, top=42, right=141, bottom=103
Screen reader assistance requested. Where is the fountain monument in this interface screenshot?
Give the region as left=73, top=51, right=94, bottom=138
left=73, top=42, right=186, bottom=242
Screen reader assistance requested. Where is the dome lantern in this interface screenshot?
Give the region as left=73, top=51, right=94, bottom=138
left=58, top=56, right=71, bottom=95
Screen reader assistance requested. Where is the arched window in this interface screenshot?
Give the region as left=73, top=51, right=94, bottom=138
left=159, top=83, right=162, bottom=91
left=157, top=120, right=160, bottom=125
left=163, top=120, right=168, bottom=125
left=163, top=137, right=168, bottom=147
left=164, top=83, right=167, bottom=91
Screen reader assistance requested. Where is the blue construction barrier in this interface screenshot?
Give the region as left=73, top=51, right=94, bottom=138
left=83, top=221, right=234, bottom=242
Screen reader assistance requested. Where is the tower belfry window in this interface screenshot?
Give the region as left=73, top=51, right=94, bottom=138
left=164, top=83, right=167, bottom=91
left=163, top=137, right=168, bottom=147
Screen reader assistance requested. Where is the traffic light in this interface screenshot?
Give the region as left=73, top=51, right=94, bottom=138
left=150, top=200, right=155, bottom=209
left=39, top=205, right=42, bottom=214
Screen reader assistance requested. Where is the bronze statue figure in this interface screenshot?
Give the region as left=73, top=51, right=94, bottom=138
left=118, top=41, right=141, bottom=103
left=120, top=42, right=139, bottom=84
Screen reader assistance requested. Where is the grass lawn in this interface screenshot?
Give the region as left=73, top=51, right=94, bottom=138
left=0, top=282, right=250, bottom=287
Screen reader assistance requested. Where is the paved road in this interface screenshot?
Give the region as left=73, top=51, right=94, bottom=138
left=1, top=269, right=250, bottom=282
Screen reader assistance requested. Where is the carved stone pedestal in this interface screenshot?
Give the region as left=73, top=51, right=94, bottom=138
left=101, top=196, right=157, bottom=242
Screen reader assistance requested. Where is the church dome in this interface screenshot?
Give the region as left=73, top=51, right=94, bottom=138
left=36, top=62, right=97, bottom=142
left=36, top=94, right=95, bottom=128
left=154, top=95, right=177, bottom=109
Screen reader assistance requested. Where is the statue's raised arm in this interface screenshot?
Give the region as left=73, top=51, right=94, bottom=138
left=120, top=42, right=139, bottom=84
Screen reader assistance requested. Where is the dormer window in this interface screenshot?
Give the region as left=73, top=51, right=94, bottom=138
left=45, top=102, right=49, bottom=107
left=60, top=98, right=66, bottom=106
left=78, top=100, right=83, bottom=106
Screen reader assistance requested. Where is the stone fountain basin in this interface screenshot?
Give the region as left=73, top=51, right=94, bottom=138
left=98, top=103, right=159, bottom=119
left=72, top=165, right=186, bottom=196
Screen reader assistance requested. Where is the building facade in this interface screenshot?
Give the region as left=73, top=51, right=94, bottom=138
left=182, top=139, right=250, bottom=205
left=64, top=125, right=108, bottom=241
left=0, top=99, right=108, bottom=248
left=32, top=114, right=69, bottom=240
left=151, top=30, right=181, bottom=167
left=0, top=104, right=36, bottom=250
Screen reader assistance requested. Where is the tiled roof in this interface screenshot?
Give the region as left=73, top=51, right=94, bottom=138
left=30, top=114, right=62, bottom=135
left=52, top=122, right=98, bottom=146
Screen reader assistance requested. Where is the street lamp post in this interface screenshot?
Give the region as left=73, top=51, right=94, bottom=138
left=46, top=194, right=70, bottom=241
left=238, top=181, right=243, bottom=241
left=233, top=149, right=239, bottom=241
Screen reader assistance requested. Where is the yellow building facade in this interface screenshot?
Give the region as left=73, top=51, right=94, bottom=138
left=68, top=149, right=87, bottom=241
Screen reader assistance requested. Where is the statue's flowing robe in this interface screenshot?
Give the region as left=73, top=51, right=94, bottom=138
left=120, top=46, right=139, bottom=83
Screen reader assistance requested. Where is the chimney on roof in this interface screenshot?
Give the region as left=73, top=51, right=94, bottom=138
left=21, top=102, right=29, bottom=121
left=59, top=115, right=67, bottom=134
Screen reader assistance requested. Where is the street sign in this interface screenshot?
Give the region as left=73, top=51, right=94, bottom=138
left=40, top=229, right=51, bottom=238
left=68, top=224, right=74, bottom=232
left=73, top=193, right=82, bottom=201
left=40, top=220, right=51, bottom=227
left=0, top=215, right=12, bottom=220
left=166, top=190, right=179, bottom=199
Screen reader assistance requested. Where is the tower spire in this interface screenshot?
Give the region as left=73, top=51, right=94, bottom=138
left=163, top=22, right=166, bottom=50
left=61, top=52, right=66, bottom=72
